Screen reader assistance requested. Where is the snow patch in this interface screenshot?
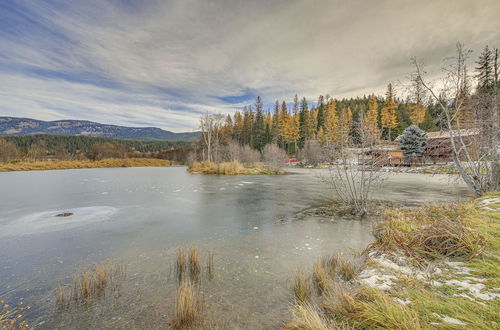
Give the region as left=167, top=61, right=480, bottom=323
left=433, top=313, right=467, bottom=326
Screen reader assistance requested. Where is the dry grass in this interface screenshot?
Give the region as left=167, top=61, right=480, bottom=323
left=0, top=158, right=175, bottom=172
left=320, top=283, right=358, bottom=319
left=188, top=245, right=201, bottom=282
left=206, top=251, right=214, bottom=279
left=176, top=248, right=186, bottom=281
left=354, top=288, right=422, bottom=330
left=57, top=260, right=125, bottom=305
left=330, top=254, right=364, bottom=282
left=293, top=267, right=312, bottom=304
left=187, top=161, right=283, bottom=175
left=284, top=303, right=350, bottom=330
left=0, top=300, right=29, bottom=330
left=285, top=195, right=500, bottom=329
left=312, top=261, right=334, bottom=295
left=172, top=280, right=202, bottom=328
left=367, top=204, right=485, bottom=264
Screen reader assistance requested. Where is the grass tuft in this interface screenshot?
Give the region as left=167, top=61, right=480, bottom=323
left=293, top=267, right=312, bottom=304
left=176, top=248, right=186, bottom=281
left=206, top=251, right=214, bottom=279
left=172, top=280, right=201, bottom=328
left=312, top=261, right=334, bottom=295
left=188, top=245, right=201, bottom=282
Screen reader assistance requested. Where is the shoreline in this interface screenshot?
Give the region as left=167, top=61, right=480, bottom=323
left=0, top=158, right=178, bottom=172
left=285, top=192, right=500, bottom=329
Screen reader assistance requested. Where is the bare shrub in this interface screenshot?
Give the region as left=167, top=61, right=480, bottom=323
left=323, top=112, right=387, bottom=216
left=0, top=139, right=20, bottom=162
left=262, top=144, right=288, bottom=170
left=297, top=140, right=324, bottom=166
left=239, top=144, right=261, bottom=165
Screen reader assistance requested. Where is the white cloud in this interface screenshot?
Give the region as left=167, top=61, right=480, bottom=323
left=0, top=0, right=499, bottom=130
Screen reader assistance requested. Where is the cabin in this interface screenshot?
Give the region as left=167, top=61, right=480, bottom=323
left=361, top=128, right=480, bottom=166
left=423, top=128, right=479, bottom=164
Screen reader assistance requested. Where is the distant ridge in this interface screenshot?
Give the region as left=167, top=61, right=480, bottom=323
left=0, top=117, right=200, bottom=141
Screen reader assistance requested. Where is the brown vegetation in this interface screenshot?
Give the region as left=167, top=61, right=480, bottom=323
left=0, top=158, right=174, bottom=172
left=188, top=245, right=201, bottom=282
left=293, top=267, right=312, bottom=303
left=0, top=300, right=29, bottom=330
left=187, top=161, right=284, bottom=175
left=172, top=280, right=202, bottom=328
left=176, top=248, right=186, bottom=281
left=368, top=204, right=485, bottom=264
left=56, top=260, right=126, bottom=305
left=206, top=251, right=214, bottom=280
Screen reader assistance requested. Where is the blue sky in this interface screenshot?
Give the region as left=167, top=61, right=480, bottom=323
left=0, top=0, right=499, bottom=131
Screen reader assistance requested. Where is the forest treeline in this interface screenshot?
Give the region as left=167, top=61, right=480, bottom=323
left=0, top=134, right=192, bottom=162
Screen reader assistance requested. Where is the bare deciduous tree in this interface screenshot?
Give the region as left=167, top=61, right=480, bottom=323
left=412, top=43, right=499, bottom=195
left=88, top=142, right=126, bottom=160
left=0, top=139, right=20, bottom=162
left=27, top=140, right=47, bottom=161
left=323, top=111, right=386, bottom=216
left=199, top=112, right=225, bottom=162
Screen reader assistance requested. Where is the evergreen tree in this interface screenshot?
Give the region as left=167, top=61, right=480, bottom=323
left=252, top=96, right=265, bottom=150
left=398, top=125, right=427, bottom=161
left=475, top=45, right=494, bottom=91
left=316, top=95, right=325, bottom=130
left=272, top=100, right=280, bottom=143
left=299, top=97, right=309, bottom=146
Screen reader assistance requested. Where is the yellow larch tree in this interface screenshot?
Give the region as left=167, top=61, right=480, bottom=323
left=380, top=85, right=398, bottom=140
left=408, top=104, right=426, bottom=126
left=324, top=101, right=339, bottom=145
left=366, top=96, right=380, bottom=142
left=338, top=107, right=353, bottom=146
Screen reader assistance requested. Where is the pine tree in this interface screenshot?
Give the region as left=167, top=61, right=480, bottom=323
left=316, top=95, right=325, bottom=130
left=475, top=46, right=494, bottom=91
left=252, top=96, right=265, bottom=150
left=398, top=125, right=427, bottom=162
left=365, top=96, right=380, bottom=142
left=299, top=97, right=309, bottom=146
left=380, top=84, right=398, bottom=140
left=272, top=100, right=280, bottom=143
left=233, top=111, right=243, bottom=144
left=278, top=101, right=288, bottom=148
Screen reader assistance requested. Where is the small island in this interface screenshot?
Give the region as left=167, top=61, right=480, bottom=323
left=187, top=161, right=285, bottom=175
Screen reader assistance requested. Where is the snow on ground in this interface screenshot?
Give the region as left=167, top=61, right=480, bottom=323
left=361, top=254, right=500, bottom=303
left=432, top=313, right=468, bottom=326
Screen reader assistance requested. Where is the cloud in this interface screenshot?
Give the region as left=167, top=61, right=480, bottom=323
left=0, top=0, right=499, bottom=131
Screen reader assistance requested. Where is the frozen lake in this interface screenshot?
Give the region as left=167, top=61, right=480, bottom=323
left=0, top=166, right=472, bottom=328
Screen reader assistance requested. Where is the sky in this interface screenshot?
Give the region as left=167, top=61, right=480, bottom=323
left=0, top=0, right=499, bottom=132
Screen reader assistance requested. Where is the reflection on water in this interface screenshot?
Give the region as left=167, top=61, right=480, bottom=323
left=0, top=167, right=471, bottom=328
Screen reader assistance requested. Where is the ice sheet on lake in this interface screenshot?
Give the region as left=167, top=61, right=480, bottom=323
left=0, top=206, right=117, bottom=237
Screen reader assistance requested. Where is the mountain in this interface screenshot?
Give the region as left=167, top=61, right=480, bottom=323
left=0, top=117, right=200, bottom=141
